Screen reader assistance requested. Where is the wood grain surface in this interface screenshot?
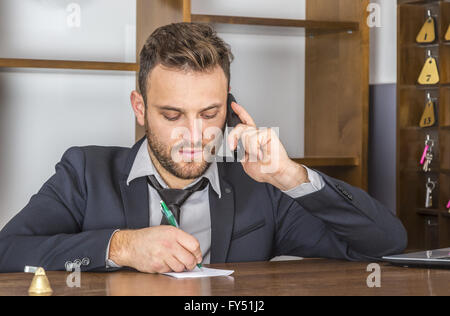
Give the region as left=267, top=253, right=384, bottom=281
left=1, top=259, right=449, bottom=296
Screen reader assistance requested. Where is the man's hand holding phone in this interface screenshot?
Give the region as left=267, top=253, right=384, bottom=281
left=227, top=101, right=309, bottom=192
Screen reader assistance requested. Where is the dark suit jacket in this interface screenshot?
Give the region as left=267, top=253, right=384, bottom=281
left=0, top=137, right=407, bottom=272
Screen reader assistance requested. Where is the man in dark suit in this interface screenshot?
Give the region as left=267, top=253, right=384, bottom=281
left=0, top=23, right=407, bottom=273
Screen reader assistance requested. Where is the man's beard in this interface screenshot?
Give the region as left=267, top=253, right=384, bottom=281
left=145, top=118, right=223, bottom=180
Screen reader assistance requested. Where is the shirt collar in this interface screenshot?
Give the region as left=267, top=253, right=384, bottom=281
left=126, top=138, right=222, bottom=198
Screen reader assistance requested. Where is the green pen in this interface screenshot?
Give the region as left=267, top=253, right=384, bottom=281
left=160, top=200, right=203, bottom=269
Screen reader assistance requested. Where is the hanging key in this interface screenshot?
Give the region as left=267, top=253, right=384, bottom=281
left=425, top=178, right=436, bottom=208
left=423, top=150, right=433, bottom=172
left=420, top=135, right=434, bottom=172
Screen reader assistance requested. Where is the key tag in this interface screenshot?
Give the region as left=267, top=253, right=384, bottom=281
left=445, top=24, right=450, bottom=41
left=416, top=10, right=436, bottom=44
left=419, top=93, right=436, bottom=128
left=418, top=50, right=440, bottom=85
left=447, top=200, right=450, bottom=213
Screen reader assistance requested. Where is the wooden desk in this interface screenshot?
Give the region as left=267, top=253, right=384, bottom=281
left=0, top=259, right=449, bottom=296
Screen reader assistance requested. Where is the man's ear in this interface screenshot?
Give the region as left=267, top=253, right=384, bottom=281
left=130, top=91, right=146, bottom=127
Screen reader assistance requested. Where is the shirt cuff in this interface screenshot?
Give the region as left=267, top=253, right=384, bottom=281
left=105, top=229, right=122, bottom=269
left=282, top=165, right=325, bottom=199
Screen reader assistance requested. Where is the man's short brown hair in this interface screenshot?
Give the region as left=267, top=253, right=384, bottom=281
left=138, top=22, right=234, bottom=105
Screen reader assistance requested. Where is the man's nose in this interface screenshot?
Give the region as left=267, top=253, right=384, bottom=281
left=186, top=118, right=203, bottom=145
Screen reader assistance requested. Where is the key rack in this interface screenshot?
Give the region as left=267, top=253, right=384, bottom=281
left=398, top=0, right=450, bottom=250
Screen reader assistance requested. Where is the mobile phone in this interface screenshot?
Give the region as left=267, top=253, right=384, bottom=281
left=226, top=93, right=243, bottom=160
left=226, top=93, right=242, bottom=128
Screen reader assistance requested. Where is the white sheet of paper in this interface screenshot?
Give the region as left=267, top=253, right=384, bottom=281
left=163, top=266, right=234, bottom=279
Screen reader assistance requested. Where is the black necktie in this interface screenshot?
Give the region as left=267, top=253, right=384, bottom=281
left=147, top=175, right=209, bottom=226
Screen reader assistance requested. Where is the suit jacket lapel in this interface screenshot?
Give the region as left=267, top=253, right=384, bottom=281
left=119, top=137, right=149, bottom=229
left=209, top=164, right=236, bottom=263
left=119, top=177, right=149, bottom=229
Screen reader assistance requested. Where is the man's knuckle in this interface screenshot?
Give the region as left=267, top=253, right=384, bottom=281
left=175, top=263, right=185, bottom=273
left=191, top=240, right=200, bottom=251
left=167, top=226, right=177, bottom=234
left=160, top=266, right=170, bottom=273
left=152, top=262, right=163, bottom=271
left=193, top=238, right=200, bottom=247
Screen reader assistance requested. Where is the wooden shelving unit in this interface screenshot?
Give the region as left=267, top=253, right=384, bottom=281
left=397, top=0, right=450, bottom=250
left=136, top=0, right=370, bottom=188
left=0, top=0, right=368, bottom=187
left=190, top=14, right=359, bottom=35
left=0, top=58, right=138, bottom=72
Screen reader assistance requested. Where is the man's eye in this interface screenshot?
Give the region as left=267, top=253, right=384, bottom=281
left=164, top=115, right=180, bottom=121
left=202, top=113, right=218, bottom=120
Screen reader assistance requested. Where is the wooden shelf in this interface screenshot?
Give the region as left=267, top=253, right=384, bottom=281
left=400, top=168, right=447, bottom=174
left=0, top=58, right=138, bottom=72
left=417, top=208, right=440, bottom=216
left=400, top=126, right=439, bottom=131
left=398, top=84, right=441, bottom=90
left=417, top=208, right=450, bottom=217
left=291, top=157, right=359, bottom=167
left=191, top=14, right=359, bottom=34
left=400, top=43, right=440, bottom=49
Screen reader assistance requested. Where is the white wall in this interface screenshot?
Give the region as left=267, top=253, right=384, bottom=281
left=0, top=1, right=136, bottom=229
left=0, top=0, right=136, bottom=62
left=0, top=69, right=136, bottom=228
left=192, top=0, right=306, bottom=158
left=369, top=0, right=397, bottom=84
left=191, top=0, right=306, bottom=19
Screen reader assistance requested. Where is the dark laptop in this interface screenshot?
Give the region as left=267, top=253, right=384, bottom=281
left=383, top=248, right=450, bottom=269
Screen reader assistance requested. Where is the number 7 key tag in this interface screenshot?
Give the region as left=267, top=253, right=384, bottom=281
left=425, top=178, right=436, bottom=209
left=418, top=50, right=440, bottom=85
left=420, top=135, right=434, bottom=172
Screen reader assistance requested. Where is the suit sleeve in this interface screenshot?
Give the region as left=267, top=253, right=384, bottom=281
left=271, top=171, right=408, bottom=261
left=0, top=147, right=116, bottom=272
